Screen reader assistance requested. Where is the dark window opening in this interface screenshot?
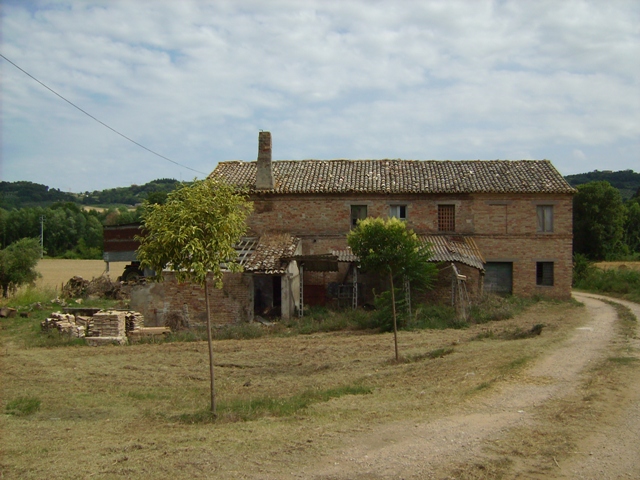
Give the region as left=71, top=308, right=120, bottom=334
left=536, top=262, right=554, bottom=286
left=351, top=205, right=367, bottom=227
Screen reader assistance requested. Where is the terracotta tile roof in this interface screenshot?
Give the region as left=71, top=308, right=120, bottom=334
left=212, top=159, right=575, bottom=194
left=241, top=233, right=299, bottom=274
left=419, top=235, right=485, bottom=270
left=331, top=249, right=359, bottom=263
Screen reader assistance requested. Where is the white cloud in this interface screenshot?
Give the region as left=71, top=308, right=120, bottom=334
left=1, top=0, right=639, bottom=190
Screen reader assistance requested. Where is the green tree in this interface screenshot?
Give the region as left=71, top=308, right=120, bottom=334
left=347, top=217, right=436, bottom=360
left=573, top=181, right=626, bottom=260
left=136, top=178, right=252, bottom=415
left=0, top=238, right=41, bottom=297
left=624, top=198, right=640, bottom=255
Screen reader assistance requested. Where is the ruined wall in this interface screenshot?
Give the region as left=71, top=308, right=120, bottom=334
left=130, top=272, right=253, bottom=327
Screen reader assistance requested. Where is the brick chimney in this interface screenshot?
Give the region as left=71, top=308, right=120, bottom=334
left=255, top=131, right=274, bottom=190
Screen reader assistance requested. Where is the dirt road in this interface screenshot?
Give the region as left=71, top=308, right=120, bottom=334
left=284, top=293, right=640, bottom=479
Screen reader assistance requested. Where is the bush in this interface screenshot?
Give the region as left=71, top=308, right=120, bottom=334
left=407, top=304, right=463, bottom=330
left=284, top=306, right=364, bottom=334
left=573, top=253, right=596, bottom=285
left=469, top=295, right=536, bottom=324
left=372, top=288, right=408, bottom=332
left=574, top=267, right=640, bottom=301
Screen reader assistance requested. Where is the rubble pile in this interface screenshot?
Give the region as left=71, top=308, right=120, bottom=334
left=61, top=275, right=125, bottom=300
left=86, top=275, right=124, bottom=300
left=61, top=276, right=89, bottom=298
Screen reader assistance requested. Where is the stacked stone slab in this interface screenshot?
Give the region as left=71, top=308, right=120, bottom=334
left=125, top=311, right=144, bottom=333
left=89, top=310, right=126, bottom=337
left=41, top=312, right=86, bottom=338
left=40, top=309, right=148, bottom=345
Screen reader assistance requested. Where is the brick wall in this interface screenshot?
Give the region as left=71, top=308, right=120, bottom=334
left=423, top=262, right=484, bottom=304
left=248, top=191, right=574, bottom=300
left=131, top=272, right=253, bottom=327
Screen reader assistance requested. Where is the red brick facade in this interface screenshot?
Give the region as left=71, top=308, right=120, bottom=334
left=133, top=132, right=575, bottom=327
left=247, top=191, right=573, bottom=299
left=130, top=272, right=253, bottom=327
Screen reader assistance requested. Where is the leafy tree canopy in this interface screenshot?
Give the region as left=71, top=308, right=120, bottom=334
left=348, top=217, right=436, bottom=282
left=137, top=178, right=252, bottom=287
left=0, top=238, right=41, bottom=297
left=136, top=178, right=252, bottom=415
left=573, top=181, right=626, bottom=260
left=347, top=217, right=436, bottom=359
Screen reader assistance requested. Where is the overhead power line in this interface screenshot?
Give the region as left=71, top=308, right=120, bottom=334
left=0, top=53, right=207, bottom=175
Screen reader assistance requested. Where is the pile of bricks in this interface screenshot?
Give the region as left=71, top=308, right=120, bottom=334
left=41, top=309, right=147, bottom=346
left=89, top=310, right=125, bottom=336
left=41, top=312, right=86, bottom=338
left=125, top=311, right=145, bottom=333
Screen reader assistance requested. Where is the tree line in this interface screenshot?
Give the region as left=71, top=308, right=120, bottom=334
left=1, top=173, right=638, bottom=262
left=0, top=203, right=146, bottom=259
left=0, top=178, right=182, bottom=210
left=573, top=181, right=640, bottom=260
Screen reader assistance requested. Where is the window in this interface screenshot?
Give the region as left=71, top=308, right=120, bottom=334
left=351, top=205, right=367, bottom=227
left=536, top=262, right=554, bottom=286
left=537, top=205, right=553, bottom=232
left=438, top=205, right=455, bottom=232
left=389, top=205, right=407, bottom=220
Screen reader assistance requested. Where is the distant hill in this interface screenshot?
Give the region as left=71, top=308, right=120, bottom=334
left=81, top=178, right=183, bottom=206
left=3, top=170, right=639, bottom=210
left=0, top=181, right=78, bottom=209
left=0, top=178, right=183, bottom=210
left=565, top=170, right=640, bottom=201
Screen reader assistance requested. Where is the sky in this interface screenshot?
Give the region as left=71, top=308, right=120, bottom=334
left=1, top=0, right=639, bottom=192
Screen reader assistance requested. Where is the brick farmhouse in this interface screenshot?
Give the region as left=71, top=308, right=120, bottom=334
left=132, top=132, right=575, bottom=326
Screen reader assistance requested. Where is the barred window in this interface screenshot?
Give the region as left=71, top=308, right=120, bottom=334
left=438, top=205, right=455, bottom=232
left=536, top=262, right=554, bottom=286
left=537, top=205, right=554, bottom=232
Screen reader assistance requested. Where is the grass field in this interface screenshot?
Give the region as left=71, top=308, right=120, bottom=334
left=594, top=261, right=640, bottom=271
left=0, top=299, right=586, bottom=479
left=34, top=259, right=130, bottom=291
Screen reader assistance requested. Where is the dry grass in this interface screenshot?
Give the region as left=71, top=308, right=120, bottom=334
left=594, top=261, right=640, bottom=272
left=34, top=259, right=129, bottom=291
left=0, top=300, right=586, bottom=479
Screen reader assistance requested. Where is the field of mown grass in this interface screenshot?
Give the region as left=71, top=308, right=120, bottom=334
left=0, top=298, right=586, bottom=479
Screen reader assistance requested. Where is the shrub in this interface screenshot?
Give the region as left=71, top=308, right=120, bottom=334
left=408, top=304, right=463, bottom=330
left=573, top=253, right=596, bottom=285
left=574, top=267, right=640, bottom=301
left=469, top=295, right=536, bottom=324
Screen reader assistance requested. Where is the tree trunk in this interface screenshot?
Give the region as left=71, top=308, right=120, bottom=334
left=204, top=276, right=217, bottom=415
left=389, top=271, right=399, bottom=361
